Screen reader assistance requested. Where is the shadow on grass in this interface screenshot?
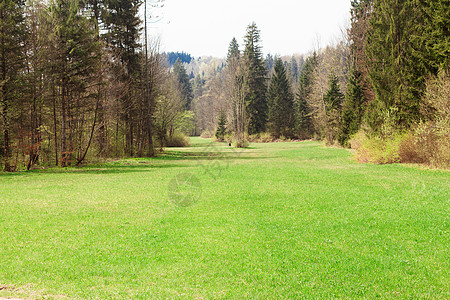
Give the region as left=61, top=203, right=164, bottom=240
left=157, top=150, right=271, bottom=162
left=0, top=144, right=271, bottom=177
left=0, top=163, right=189, bottom=177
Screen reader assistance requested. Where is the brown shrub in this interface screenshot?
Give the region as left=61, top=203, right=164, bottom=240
left=415, top=70, right=450, bottom=168
left=398, top=133, right=424, bottom=164
left=165, top=132, right=190, bottom=147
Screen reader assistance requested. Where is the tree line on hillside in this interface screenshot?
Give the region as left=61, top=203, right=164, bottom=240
left=165, top=52, right=193, bottom=66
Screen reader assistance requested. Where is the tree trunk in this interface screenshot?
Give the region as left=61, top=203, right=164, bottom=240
left=1, top=20, right=13, bottom=172
left=77, top=92, right=100, bottom=166
left=52, top=85, right=58, bottom=166
left=61, top=80, right=67, bottom=167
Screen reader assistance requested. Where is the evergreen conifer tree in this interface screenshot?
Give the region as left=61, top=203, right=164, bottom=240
left=324, top=72, right=344, bottom=112
left=366, top=0, right=424, bottom=131
left=103, top=0, right=142, bottom=156
left=411, top=1, right=449, bottom=74
left=227, top=37, right=239, bottom=64
left=242, top=22, right=267, bottom=135
left=215, top=110, right=227, bottom=141
left=295, top=53, right=317, bottom=139
left=338, top=69, right=365, bottom=146
left=267, top=58, right=294, bottom=138
left=323, top=71, right=344, bottom=144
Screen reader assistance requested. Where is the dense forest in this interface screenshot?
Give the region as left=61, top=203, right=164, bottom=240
left=0, top=0, right=448, bottom=171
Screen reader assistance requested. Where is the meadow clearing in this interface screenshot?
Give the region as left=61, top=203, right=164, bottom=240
left=0, top=138, right=448, bottom=299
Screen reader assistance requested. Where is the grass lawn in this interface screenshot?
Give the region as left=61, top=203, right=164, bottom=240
left=0, top=137, right=449, bottom=299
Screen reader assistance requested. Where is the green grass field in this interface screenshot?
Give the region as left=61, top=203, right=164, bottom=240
left=1, top=138, right=449, bottom=299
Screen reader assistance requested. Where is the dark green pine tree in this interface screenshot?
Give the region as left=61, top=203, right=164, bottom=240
left=227, top=37, right=239, bottom=64
left=0, top=0, right=27, bottom=171
left=324, top=72, right=344, bottom=112
left=338, top=69, right=365, bottom=147
left=365, top=0, right=425, bottom=132
left=411, top=1, right=449, bottom=74
left=242, top=22, right=267, bottom=135
left=103, top=0, right=141, bottom=71
left=103, top=0, right=142, bottom=156
left=267, top=58, right=294, bottom=138
left=172, top=58, right=194, bottom=110
left=215, top=110, right=227, bottom=141
left=295, top=53, right=317, bottom=139
left=323, top=71, right=344, bottom=144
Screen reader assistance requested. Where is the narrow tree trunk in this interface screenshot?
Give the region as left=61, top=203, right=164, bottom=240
left=144, top=0, right=155, bottom=157
left=27, top=86, right=38, bottom=170
left=77, top=92, right=100, bottom=166
left=129, top=111, right=134, bottom=156
left=52, top=86, right=58, bottom=166
left=115, top=120, right=119, bottom=157
left=61, top=81, right=67, bottom=167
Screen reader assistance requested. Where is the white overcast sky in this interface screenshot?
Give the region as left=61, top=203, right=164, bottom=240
left=148, top=0, right=351, bottom=58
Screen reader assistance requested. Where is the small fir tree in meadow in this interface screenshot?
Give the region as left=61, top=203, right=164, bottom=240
left=215, top=110, right=227, bottom=141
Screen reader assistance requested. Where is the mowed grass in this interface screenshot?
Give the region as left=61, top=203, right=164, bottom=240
left=0, top=137, right=449, bottom=299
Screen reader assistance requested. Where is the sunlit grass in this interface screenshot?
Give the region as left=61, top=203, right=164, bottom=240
left=1, top=138, right=449, bottom=298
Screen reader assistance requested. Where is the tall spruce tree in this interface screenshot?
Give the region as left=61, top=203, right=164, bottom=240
left=226, top=37, right=241, bottom=135
left=295, top=53, right=317, bottom=139
left=0, top=0, right=27, bottom=171
left=267, top=58, right=294, bottom=138
left=242, top=22, right=267, bottom=135
left=339, top=68, right=365, bottom=146
left=103, top=0, right=141, bottom=156
left=227, top=37, right=239, bottom=64
left=366, top=0, right=424, bottom=132
left=323, top=71, right=344, bottom=144
left=411, top=1, right=449, bottom=74
left=103, top=0, right=141, bottom=71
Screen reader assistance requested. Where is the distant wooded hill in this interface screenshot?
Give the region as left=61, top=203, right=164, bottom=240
left=165, top=52, right=193, bottom=66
